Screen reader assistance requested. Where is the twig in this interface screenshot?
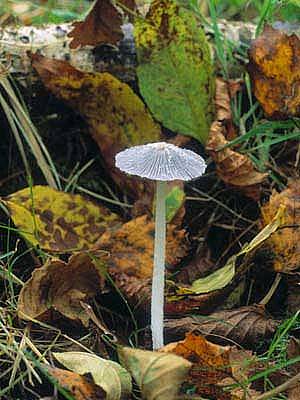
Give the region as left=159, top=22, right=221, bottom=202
left=253, top=371, right=300, bottom=400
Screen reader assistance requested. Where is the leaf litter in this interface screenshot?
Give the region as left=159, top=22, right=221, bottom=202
left=0, top=1, right=300, bottom=399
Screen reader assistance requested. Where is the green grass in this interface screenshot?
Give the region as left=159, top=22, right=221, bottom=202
left=0, top=0, right=90, bottom=24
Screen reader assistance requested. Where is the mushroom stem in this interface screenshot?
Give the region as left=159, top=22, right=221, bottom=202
left=151, top=180, right=167, bottom=350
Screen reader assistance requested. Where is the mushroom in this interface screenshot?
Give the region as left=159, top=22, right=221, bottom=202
left=115, top=142, right=206, bottom=349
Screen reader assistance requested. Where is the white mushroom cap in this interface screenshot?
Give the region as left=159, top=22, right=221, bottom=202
left=115, top=142, right=206, bottom=181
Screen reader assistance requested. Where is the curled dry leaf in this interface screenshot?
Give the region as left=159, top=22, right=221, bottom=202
left=2, top=185, right=120, bottom=252
left=53, top=351, right=132, bottom=400
left=31, top=54, right=161, bottom=201
left=68, top=0, right=136, bottom=49
left=165, top=304, right=280, bottom=349
left=248, top=25, right=300, bottom=119
left=68, top=0, right=135, bottom=49
left=261, top=180, right=300, bottom=272
left=206, top=121, right=268, bottom=200
left=95, top=215, right=188, bottom=279
left=163, top=332, right=258, bottom=400
left=18, top=252, right=104, bottom=326
left=118, top=346, right=191, bottom=400
left=43, top=365, right=106, bottom=400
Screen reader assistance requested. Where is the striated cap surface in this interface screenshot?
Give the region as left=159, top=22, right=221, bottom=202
left=115, top=142, right=206, bottom=181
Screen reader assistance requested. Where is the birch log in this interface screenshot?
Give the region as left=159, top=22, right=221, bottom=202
left=0, top=20, right=256, bottom=81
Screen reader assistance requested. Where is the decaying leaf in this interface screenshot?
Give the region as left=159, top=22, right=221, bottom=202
left=2, top=185, right=120, bottom=252
left=53, top=351, right=132, bottom=400
left=135, top=0, right=215, bottom=144
left=214, top=78, right=243, bottom=124
left=206, top=121, right=268, bottom=200
left=118, top=346, right=191, bottom=400
left=43, top=365, right=106, bottom=399
left=95, top=215, right=188, bottom=279
left=18, top=252, right=104, bottom=326
left=248, top=24, right=300, bottom=119
left=163, top=332, right=258, bottom=400
left=165, top=304, right=280, bottom=349
left=261, top=180, right=300, bottom=272
left=31, top=54, right=161, bottom=200
left=68, top=0, right=122, bottom=49
left=287, top=275, right=300, bottom=315
left=171, top=205, right=285, bottom=296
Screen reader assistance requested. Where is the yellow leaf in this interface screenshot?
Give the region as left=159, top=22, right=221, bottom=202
left=53, top=352, right=132, bottom=400
left=261, top=180, right=300, bottom=272
left=3, top=185, right=120, bottom=252
left=248, top=25, right=300, bottom=119
left=31, top=54, right=161, bottom=198
left=118, top=346, right=191, bottom=400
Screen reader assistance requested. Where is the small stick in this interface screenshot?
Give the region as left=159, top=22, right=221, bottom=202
left=253, top=371, right=300, bottom=400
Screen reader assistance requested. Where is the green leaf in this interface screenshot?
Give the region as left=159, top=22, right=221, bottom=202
left=166, top=186, right=185, bottom=223
left=135, top=0, right=215, bottom=144
left=53, top=351, right=132, bottom=400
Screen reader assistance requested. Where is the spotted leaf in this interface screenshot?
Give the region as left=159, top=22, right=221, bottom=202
left=3, top=185, right=121, bottom=252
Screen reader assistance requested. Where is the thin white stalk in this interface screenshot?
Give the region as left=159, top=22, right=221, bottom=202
left=151, top=180, right=167, bottom=350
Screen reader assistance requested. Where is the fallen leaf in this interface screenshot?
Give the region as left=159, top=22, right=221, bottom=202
left=287, top=275, right=300, bottom=315
left=165, top=186, right=185, bottom=224
left=215, top=78, right=242, bottom=125
left=68, top=0, right=123, bottom=49
left=206, top=121, right=268, bottom=200
left=43, top=365, right=106, bottom=399
left=2, top=185, right=120, bottom=252
left=286, top=337, right=300, bottom=399
left=172, top=205, right=285, bottom=295
left=135, top=0, right=215, bottom=144
left=163, top=333, right=257, bottom=399
left=175, top=244, right=215, bottom=284
left=95, top=215, right=188, bottom=279
left=261, top=180, right=300, bottom=272
left=165, top=304, right=280, bottom=349
left=53, top=351, right=132, bottom=400
left=118, top=346, right=191, bottom=400
left=190, top=257, right=236, bottom=294
left=18, top=252, right=104, bottom=326
left=248, top=24, right=300, bottom=119
left=110, top=268, right=236, bottom=317
left=31, top=54, right=161, bottom=200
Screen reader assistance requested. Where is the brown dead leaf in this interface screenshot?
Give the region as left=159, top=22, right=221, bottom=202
left=68, top=0, right=123, bottom=49
left=248, top=25, right=300, bottom=119
left=163, top=332, right=257, bottom=400
left=165, top=304, right=279, bottom=349
left=18, top=252, right=104, bottom=326
left=206, top=121, right=268, bottom=200
left=109, top=268, right=236, bottom=319
left=95, top=215, right=188, bottom=279
left=287, top=274, right=300, bottom=315
left=286, top=337, right=300, bottom=399
left=31, top=54, right=160, bottom=203
left=215, top=78, right=242, bottom=141
left=43, top=365, right=106, bottom=399
left=261, top=180, right=300, bottom=272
